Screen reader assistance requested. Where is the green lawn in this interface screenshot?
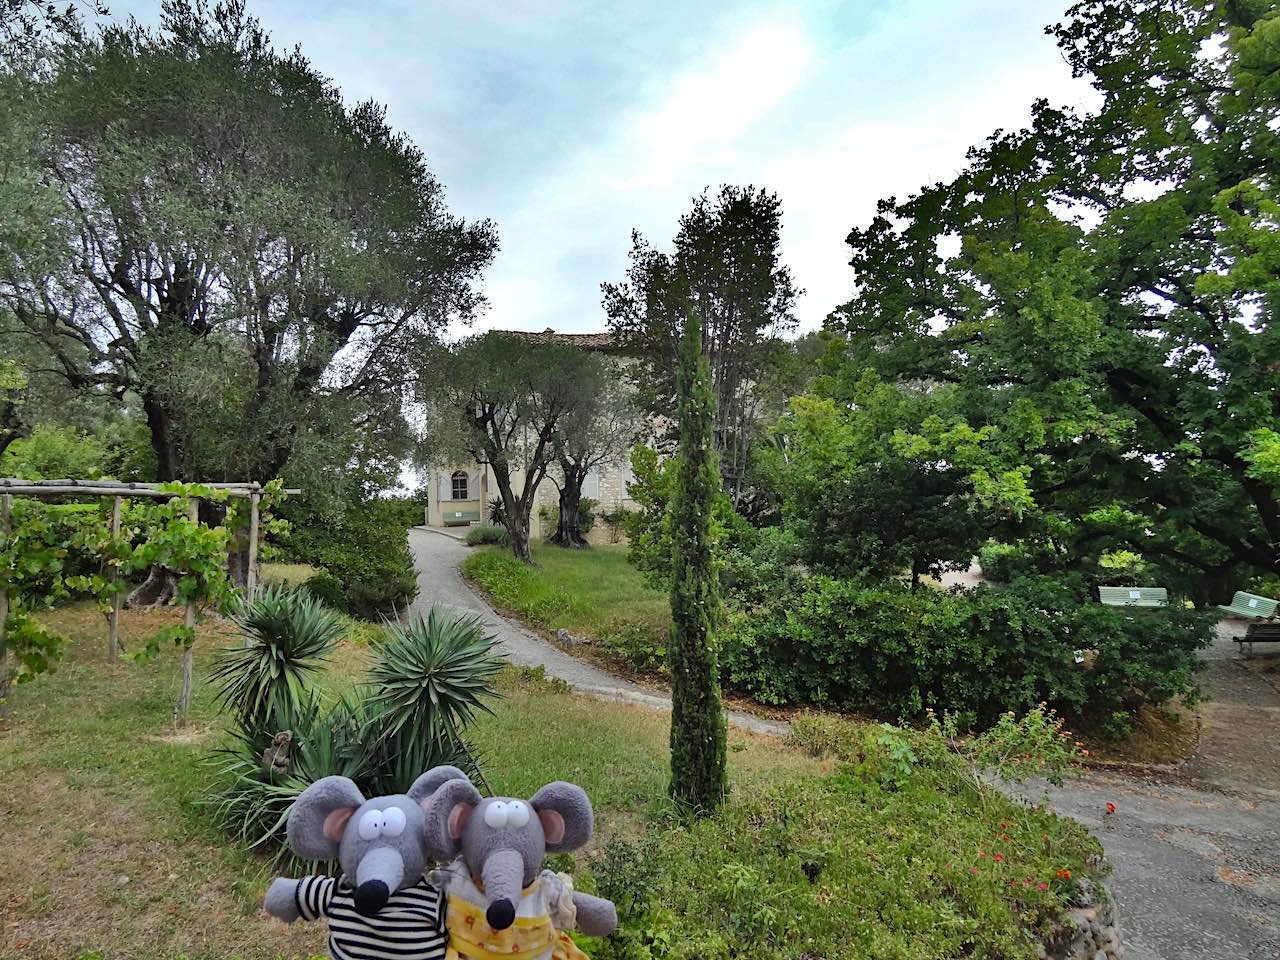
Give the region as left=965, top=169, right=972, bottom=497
left=0, top=602, right=1104, bottom=960
left=462, top=543, right=672, bottom=673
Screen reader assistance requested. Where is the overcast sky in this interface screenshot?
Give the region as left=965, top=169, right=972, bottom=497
left=105, top=0, right=1097, bottom=336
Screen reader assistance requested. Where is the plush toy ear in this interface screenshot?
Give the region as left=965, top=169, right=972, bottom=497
left=529, top=781, right=593, bottom=852
left=424, top=776, right=482, bottom=860
left=287, top=776, right=366, bottom=860
left=407, top=765, right=472, bottom=813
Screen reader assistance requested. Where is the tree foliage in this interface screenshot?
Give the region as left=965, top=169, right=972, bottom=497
left=668, top=314, right=727, bottom=815
left=825, top=0, right=1280, bottom=603
left=603, top=185, right=798, bottom=516
left=0, top=0, right=495, bottom=492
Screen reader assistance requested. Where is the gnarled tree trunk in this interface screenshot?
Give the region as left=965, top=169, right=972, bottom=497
left=548, top=462, right=590, bottom=549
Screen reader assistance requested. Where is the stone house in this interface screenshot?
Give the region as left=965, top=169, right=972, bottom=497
left=423, top=329, right=640, bottom=544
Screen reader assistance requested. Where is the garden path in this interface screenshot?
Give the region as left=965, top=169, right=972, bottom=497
left=1019, top=622, right=1280, bottom=960
left=404, top=527, right=786, bottom=736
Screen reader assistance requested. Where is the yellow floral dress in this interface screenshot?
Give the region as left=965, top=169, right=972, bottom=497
left=438, top=860, right=587, bottom=960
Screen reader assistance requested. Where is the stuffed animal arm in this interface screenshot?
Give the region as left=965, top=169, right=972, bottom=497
left=425, top=777, right=618, bottom=960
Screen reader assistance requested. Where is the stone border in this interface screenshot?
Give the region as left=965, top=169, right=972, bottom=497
left=1039, top=877, right=1121, bottom=960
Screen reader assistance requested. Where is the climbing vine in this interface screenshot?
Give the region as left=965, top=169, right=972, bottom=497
left=1, top=481, right=288, bottom=697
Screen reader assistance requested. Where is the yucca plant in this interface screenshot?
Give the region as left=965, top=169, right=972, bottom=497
left=367, top=609, right=503, bottom=786
left=205, top=690, right=375, bottom=868
left=207, top=606, right=501, bottom=861
left=210, top=585, right=346, bottom=735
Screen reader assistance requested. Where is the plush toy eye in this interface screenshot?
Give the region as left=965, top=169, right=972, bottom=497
left=506, top=801, right=530, bottom=828
left=358, top=809, right=384, bottom=841
left=484, top=801, right=510, bottom=828
left=382, top=806, right=407, bottom=838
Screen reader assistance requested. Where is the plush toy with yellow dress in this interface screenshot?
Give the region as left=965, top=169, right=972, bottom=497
left=423, top=776, right=618, bottom=960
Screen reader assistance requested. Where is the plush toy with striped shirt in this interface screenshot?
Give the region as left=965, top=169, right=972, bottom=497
left=264, top=766, right=468, bottom=960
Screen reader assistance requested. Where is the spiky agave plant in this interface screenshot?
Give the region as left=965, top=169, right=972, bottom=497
left=210, top=585, right=346, bottom=735
left=366, top=609, right=503, bottom=793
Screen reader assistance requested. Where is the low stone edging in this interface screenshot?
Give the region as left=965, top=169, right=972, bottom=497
left=1039, top=876, right=1121, bottom=960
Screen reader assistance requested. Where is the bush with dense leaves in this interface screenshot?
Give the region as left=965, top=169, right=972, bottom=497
left=589, top=720, right=1103, bottom=960
left=280, top=496, right=420, bottom=619
left=465, top=525, right=509, bottom=546
left=977, top=542, right=1040, bottom=583
left=721, top=575, right=1214, bottom=736
left=301, top=568, right=346, bottom=610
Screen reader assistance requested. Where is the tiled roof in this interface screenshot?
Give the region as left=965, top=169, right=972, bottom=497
left=491, top=328, right=618, bottom=350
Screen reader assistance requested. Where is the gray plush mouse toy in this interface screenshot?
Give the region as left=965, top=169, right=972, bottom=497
left=263, top=765, right=468, bottom=960
left=423, top=774, right=618, bottom=960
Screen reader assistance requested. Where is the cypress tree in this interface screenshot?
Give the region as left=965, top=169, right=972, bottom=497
left=668, top=312, right=727, bottom=814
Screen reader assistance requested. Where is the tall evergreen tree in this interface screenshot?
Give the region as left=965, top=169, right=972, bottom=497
left=668, top=313, right=727, bottom=815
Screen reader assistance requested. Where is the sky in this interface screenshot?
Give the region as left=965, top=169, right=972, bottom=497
left=104, top=0, right=1099, bottom=336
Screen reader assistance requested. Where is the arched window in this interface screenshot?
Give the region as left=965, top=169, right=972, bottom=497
left=450, top=470, right=470, bottom=500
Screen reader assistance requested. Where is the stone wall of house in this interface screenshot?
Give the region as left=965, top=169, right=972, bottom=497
left=1039, top=878, right=1122, bottom=960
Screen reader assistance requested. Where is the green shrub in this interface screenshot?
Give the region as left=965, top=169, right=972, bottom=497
left=721, top=574, right=1214, bottom=735
left=591, top=760, right=1103, bottom=960
left=280, top=496, right=419, bottom=620
left=978, top=542, right=1038, bottom=583
left=602, top=622, right=668, bottom=675
left=0, top=423, right=109, bottom=480
left=465, top=525, right=509, bottom=546
left=367, top=610, right=505, bottom=789
left=302, top=568, right=347, bottom=610
left=207, top=608, right=502, bottom=862
left=720, top=524, right=804, bottom=606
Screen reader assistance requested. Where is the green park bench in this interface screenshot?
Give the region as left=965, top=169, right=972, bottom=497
left=1216, top=591, right=1280, bottom=658
left=1098, top=586, right=1169, bottom=607
left=443, top=509, right=481, bottom=527
left=1216, top=590, right=1278, bottom=620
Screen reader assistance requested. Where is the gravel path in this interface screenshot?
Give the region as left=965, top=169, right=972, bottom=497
left=404, top=527, right=786, bottom=736
left=1018, top=623, right=1280, bottom=960
left=407, top=530, right=1280, bottom=956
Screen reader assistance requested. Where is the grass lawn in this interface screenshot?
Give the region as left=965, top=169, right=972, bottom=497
left=1, top=602, right=1104, bottom=960
left=462, top=543, right=672, bottom=673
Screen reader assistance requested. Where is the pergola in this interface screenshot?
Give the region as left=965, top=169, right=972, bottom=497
left=0, top=479, right=291, bottom=720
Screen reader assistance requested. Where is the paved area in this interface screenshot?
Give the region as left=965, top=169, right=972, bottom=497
left=408, top=531, right=1280, bottom=957
left=1022, top=624, right=1280, bottom=960
left=404, top=527, right=785, bottom=736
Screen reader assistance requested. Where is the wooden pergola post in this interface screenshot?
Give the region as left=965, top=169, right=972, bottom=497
left=246, top=492, right=260, bottom=596
left=0, top=494, right=11, bottom=713
left=108, top=496, right=123, bottom=660
left=173, top=497, right=199, bottom=728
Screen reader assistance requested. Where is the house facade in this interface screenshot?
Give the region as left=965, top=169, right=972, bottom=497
left=423, top=328, right=641, bottom=544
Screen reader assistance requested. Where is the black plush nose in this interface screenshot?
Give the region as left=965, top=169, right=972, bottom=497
left=486, top=898, right=516, bottom=930
left=354, top=879, right=390, bottom=916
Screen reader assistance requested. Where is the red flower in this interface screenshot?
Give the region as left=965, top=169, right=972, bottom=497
left=1038, top=882, right=1049, bottom=891
left=970, top=866, right=979, bottom=874
left=994, top=853, right=1005, bottom=862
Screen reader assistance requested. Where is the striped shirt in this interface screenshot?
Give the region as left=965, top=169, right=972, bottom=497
left=295, top=875, right=446, bottom=960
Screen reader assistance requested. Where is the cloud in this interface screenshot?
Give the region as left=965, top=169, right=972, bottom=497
left=102, top=0, right=1098, bottom=337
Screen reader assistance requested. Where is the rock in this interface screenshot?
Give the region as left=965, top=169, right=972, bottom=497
left=1093, top=951, right=1107, bottom=960
left=554, top=628, right=577, bottom=645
